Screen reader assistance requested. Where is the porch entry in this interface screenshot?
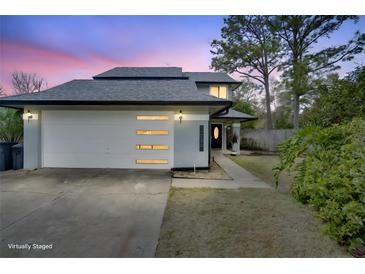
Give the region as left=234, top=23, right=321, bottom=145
left=211, top=124, right=222, bottom=149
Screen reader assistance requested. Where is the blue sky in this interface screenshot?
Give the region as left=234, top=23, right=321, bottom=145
left=0, top=16, right=364, bottom=94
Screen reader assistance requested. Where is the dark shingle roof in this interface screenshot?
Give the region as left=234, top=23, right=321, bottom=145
left=0, top=79, right=231, bottom=106
left=212, top=108, right=257, bottom=121
left=184, top=72, right=239, bottom=83
left=93, top=67, right=185, bottom=79
left=93, top=67, right=239, bottom=84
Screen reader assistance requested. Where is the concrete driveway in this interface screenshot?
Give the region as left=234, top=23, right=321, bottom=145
left=0, top=168, right=171, bottom=258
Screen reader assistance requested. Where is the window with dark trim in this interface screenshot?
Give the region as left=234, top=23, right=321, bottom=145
left=210, top=86, right=228, bottom=99
left=199, top=125, right=204, bottom=151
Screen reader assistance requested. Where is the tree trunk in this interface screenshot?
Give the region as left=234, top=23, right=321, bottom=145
left=264, top=76, right=273, bottom=129
left=293, top=93, right=300, bottom=129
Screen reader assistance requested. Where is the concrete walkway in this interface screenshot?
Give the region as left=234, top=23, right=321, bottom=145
left=172, top=152, right=270, bottom=189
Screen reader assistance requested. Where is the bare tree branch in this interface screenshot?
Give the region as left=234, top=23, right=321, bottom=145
left=12, top=71, right=47, bottom=95
left=235, top=69, right=266, bottom=85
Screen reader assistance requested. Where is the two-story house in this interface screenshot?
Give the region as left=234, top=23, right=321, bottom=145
left=0, top=67, right=256, bottom=170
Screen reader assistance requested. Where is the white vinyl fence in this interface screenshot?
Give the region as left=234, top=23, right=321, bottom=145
left=240, top=129, right=295, bottom=152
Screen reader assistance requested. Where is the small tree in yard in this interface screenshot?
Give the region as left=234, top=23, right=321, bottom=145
left=211, top=16, right=284, bottom=130
left=272, top=15, right=365, bottom=129
left=12, top=71, right=47, bottom=94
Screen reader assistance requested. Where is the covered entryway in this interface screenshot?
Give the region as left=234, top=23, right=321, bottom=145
left=211, top=108, right=258, bottom=155
left=41, top=110, right=174, bottom=169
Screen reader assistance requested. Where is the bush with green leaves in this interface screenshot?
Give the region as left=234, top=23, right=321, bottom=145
left=0, top=107, right=23, bottom=143
left=301, top=66, right=365, bottom=128
left=274, top=118, right=365, bottom=249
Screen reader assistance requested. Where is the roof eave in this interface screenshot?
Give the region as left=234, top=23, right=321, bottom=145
left=212, top=116, right=258, bottom=121
left=0, top=100, right=232, bottom=107
left=195, top=81, right=241, bottom=84
left=92, top=76, right=189, bottom=80
left=195, top=81, right=242, bottom=91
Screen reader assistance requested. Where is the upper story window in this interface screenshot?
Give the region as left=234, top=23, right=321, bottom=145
left=210, top=86, right=227, bottom=99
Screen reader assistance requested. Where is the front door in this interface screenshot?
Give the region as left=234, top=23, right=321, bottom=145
left=211, top=124, right=222, bottom=149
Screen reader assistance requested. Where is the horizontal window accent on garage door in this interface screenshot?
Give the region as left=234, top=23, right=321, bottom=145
left=41, top=110, right=174, bottom=169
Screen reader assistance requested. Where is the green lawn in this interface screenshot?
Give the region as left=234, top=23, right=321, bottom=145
left=228, top=155, right=293, bottom=194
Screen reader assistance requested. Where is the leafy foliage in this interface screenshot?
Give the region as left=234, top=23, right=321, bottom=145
left=301, top=66, right=365, bottom=127
left=274, top=118, right=365, bottom=249
left=211, top=16, right=284, bottom=129
left=0, top=107, right=23, bottom=143
left=271, top=16, right=365, bottom=128
left=232, top=101, right=256, bottom=129
left=273, top=108, right=294, bottom=129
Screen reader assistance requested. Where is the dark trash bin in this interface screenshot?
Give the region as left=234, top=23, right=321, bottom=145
left=0, top=142, right=17, bottom=171
left=12, top=144, right=23, bottom=170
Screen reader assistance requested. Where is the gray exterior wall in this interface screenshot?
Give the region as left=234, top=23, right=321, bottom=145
left=23, top=107, right=41, bottom=169
left=196, top=83, right=233, bottom=100
left=173, top=119, right=209, bottom=168
left=22, top=106, right=211, bottom=170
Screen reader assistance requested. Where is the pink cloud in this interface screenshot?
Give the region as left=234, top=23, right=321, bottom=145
left=0, top=39, right=212, bottom=96
left=0, top=40, right=121, bottom=95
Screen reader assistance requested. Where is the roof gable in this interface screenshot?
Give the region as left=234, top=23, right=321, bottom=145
left=184, top=72, right=239, bottom=83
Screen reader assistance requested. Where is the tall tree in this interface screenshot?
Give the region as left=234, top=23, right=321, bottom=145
left=12, top=71, right=47, bottom=94
left=272, top=16, right=365, bottom=128
left=211, top=16, right=283, bottom=129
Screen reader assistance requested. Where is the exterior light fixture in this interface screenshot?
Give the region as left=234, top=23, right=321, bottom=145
left=22, top=110, right=38, bottom=122
left=178, top=110, right=183, bottom=124
left=26, top=110, right=33, bottom=119
left=22, top=110, right=33, bottom=123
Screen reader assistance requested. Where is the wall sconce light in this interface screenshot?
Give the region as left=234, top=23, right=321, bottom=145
left=22, top=110, right=38, bottom=123
left=178, top=110, right=183, bottom=124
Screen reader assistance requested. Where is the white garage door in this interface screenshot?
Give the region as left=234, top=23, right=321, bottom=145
left=41, top=110, right=174, bottom=169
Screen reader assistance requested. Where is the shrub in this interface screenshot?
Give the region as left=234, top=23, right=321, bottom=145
left=0, top=107, right=23, bottom=143
left=274, top=118, right=365, bottom=249
left=240, top=137, right=264, bottom=151
left=300, top=67, right=365, bottom=128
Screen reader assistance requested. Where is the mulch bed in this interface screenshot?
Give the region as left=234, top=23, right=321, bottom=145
left=172, top=161, right=232, bottom=180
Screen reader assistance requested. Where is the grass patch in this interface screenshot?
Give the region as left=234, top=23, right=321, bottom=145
left=156, top=188, right=348, bottom=257
left=157, top=155, right=348, bottom=257
left=229, top=155, right=293, bottom=194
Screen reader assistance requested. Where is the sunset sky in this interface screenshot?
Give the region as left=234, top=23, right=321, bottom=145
left=1, top=15, right=364, bottom=95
